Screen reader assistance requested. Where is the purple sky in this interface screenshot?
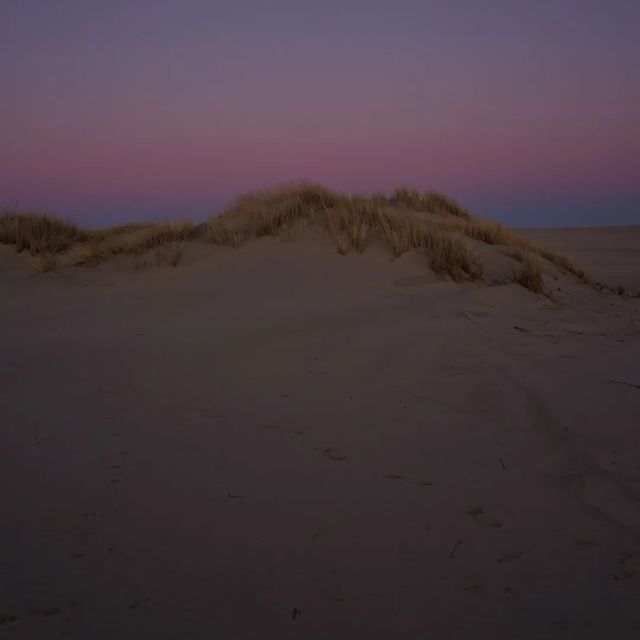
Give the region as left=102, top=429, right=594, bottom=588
left=1, top=0, right=639, bottom=226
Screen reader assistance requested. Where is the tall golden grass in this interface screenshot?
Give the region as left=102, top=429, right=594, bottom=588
left=390, top=188, right=472, bottom=219
left=205, top=185, right=481, bottom=280
left=510, top=250, right=545, bottom=294
left=442, top=218, right=590, bottom=283
left=72, top=222, right=195, bottom=266
left=0, top=212, right=83, bottom=255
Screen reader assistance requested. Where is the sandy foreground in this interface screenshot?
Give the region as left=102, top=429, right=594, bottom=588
left=1, top=226, right=639, bottom=639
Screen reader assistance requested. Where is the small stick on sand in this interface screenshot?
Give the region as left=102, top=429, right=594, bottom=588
left=498, top=550, right=523, bottom=563
left=449, top=538, right=462, bottom=559
left=606, top=378, right=640, bottom=391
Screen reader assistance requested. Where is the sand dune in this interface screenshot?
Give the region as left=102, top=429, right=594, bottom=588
left=1, top=218, right=639, bottom=638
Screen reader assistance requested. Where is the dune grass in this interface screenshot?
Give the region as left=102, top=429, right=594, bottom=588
left=1, top=184, right=593, bottom=293
left=31, top=252, right=57, bottom=275
left=72, top=222, right=196, bottom=266
left=204, top=185, right=482, bottom=280
left=440, top=218, right=590, bottom=283
left=510, top=251, right=545, bottom=294
left=389, top=188, right=472, bottom=220
left=0, top=212, right=84, bottom=255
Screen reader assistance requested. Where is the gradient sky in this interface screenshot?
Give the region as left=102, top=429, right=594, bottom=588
left=1, top=0, right=639, bottom=226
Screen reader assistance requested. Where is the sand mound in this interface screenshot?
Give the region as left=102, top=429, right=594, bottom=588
left=0, top=183, right=613, bottom=295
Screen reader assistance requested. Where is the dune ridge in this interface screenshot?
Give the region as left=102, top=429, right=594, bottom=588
left=0, top=183, right=631, bottom=296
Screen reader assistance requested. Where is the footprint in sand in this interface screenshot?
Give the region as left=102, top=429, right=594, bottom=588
left=465, top=507, right=502, bottom=528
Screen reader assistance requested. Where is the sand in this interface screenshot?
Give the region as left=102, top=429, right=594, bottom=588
left=1, top=227, right=639, bottom=639
left=521, top=226, right=640, bottom=291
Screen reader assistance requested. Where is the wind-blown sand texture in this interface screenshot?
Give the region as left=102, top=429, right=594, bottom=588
left=1, top=190, right=639, bottom=638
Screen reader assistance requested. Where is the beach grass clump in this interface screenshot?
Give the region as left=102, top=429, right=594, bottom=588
left=72, top=237, right=127, bottom=266
left=422, top=192, right=472, bottom=219
left=74, top=222, right=196, bottom=266
left=0, top=212, right=84, bottom=255
left=207, top=183, right=347, bottom=246
left=443, top=218, right=590, bottom=283
left=512, top=251, right=545, bottom=294
left=389, top=188, right=472, bottom=220
left=128, top=221, right=196, bottom=253
left=425, top=233, right=483, bottom=281
left=323, top=203, right=382, bottom=254
left=31, top=251, right=57, bottom=274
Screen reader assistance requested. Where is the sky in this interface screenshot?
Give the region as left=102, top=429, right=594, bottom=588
left=1, top=0, right=639, bottom=227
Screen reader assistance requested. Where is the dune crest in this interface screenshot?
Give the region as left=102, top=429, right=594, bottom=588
left=1, top=184, right=606, bottom=296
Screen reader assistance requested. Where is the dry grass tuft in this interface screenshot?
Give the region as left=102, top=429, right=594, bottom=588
left=32, top=252, right=57, bottom=274
left=130, top=221, right=196, bottom=252
left=374, top=214, right=481, bottom=280
left=389, top=187, right=425, bottom=212
left=2, top=213, right=197, bottom=266
left=377, top=214, right=423, bottom=257
left=324, top=207, right=376, bottom=254
left=72, top=237, right=126, bottom=266
left=74, top=222, right=196, bottom=266
left=454, top=220, right=514, bottom=245
left=207, top=222, right=246, bottom=248
left=207, top=183, right=348, bottom=247
left=0, top=212, right=83, bottom=255
left=425, top=234, right=483, bottom=281
left=390, top=188, right=472, bottom=219
left=532, top=245, right=589, bottom=282
left=512, top=252, right=545, bottom=294
left=422, top=192, right=472, bottom=219
left=444, top=218, right=589, bottom=284
left=155, top=241, right=184, bottom=267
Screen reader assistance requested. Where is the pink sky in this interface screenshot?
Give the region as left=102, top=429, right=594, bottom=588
left=1, top=0, right=639, bottom=226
